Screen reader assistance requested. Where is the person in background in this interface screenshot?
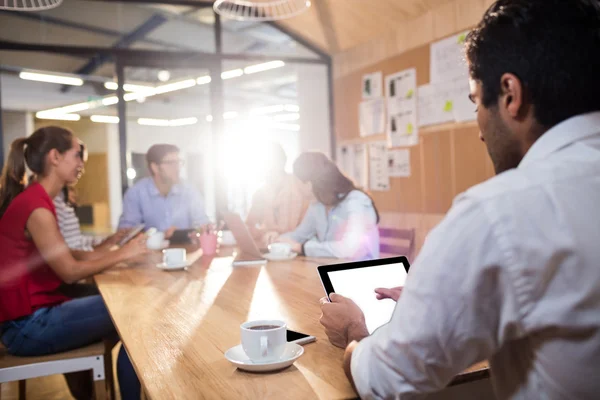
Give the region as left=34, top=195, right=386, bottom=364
left=118, top=144, right=210, bottom=234
left=273, top=152, right=379, bottom=260
left=0, top=126, right=147, bottom=400
left=52, top=142, right=128, bottom=251
left=246, top=142, right=311, bottom=247
left=55, top=185, right=127, bottom=251
left=320, top=1, right=600, bottom=398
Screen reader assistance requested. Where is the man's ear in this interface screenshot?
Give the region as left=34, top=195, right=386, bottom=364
left=499, top=73, right=524, bottom=118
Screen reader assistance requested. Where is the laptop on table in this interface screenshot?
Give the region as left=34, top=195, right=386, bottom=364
left=223, top=212, right=268, bottom=266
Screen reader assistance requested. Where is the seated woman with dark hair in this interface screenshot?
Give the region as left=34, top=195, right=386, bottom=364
left=273, top=152, right=380, bottom=260
left=0, top=126, right=147, bottom=399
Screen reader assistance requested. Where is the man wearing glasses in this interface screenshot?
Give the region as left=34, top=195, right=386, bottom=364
left=118, top=144, right=209, bottom=232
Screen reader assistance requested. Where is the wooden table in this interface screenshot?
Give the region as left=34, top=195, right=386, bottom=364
left=95, top=249, right=488, bottom=399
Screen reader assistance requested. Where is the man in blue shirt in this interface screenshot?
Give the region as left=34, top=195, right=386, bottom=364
left=118, top=144, right=209, bottom=232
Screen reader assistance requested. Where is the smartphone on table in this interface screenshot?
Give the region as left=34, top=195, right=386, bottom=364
left=287, top=329, right=316, bottom=345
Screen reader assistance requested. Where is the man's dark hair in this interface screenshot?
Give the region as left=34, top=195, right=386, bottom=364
left=146, top=144, right=179, bottom=172
left=465, top=0, right=600, bottom=128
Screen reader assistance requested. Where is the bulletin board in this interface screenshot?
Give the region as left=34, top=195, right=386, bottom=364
left=334, top=43, right=494, bottom=214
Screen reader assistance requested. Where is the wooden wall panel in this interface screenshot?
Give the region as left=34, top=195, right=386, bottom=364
left=77, top=153, right=109, bottom=205
left=453, top=126, right=489, bottom=194
left=372, top=144, right=423, bottom=214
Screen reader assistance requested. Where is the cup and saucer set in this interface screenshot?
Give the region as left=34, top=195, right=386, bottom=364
left=224, top=320, right=304, bottom=373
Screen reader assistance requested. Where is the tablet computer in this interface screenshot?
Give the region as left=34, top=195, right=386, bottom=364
left=317, top=256, right=410, bottom=334
left=117, top=224, right=145, bottom=247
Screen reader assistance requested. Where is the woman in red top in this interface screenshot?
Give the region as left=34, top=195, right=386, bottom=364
left=0, top=126, right=147, bottom=399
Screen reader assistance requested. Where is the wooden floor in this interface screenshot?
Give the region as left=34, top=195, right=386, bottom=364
left=0, top=345, right=121, bottom=400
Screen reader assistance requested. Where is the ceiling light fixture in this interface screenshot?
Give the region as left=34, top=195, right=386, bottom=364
left=221, top=69, right=244, bottom=80
left=20, top=71, right=83, bottom=86
left=196, top=76, right=212, bottom=85
left=244, top=61, right=285, bottom=74
left=213, top=0, right=311, bottom=21
left=35, top=112, right=80, bottom=121
left=158, top=70, right=171, bottom=82
left=90, top=115, right=119, bottom=124
left=153, top=79, right=197, bottom=95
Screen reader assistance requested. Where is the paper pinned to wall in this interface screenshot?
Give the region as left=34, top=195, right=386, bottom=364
left=337, top=143, right=369, bottom=189
left=451, top=78, right=477, bottom=122
left=369, top=142, right=390, bottom=191
left=362, top=71, right=383, bottom=99
left=385, top=68, right=418, bottom=147
left=387, top=149, right=411, bottom=178
left=352, top=143, right=369, bottom=189
left=337, top=144, right=354, bottom=178
left=359, top=98, right=385, bottom=137
left=430, top=31, right=469, bottom=84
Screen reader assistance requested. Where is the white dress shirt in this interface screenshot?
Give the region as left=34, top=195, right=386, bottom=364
left=351, top=112, right=600, bottom=399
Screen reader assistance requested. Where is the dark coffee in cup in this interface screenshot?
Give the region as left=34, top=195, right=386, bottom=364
left=249, top=324, right=280, bottom=331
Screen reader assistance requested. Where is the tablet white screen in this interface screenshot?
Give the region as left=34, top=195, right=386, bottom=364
left=328, top=263, right=407, bottom=334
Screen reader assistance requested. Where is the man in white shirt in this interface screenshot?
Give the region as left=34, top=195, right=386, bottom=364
left=319, top=0, right=600, bottom=398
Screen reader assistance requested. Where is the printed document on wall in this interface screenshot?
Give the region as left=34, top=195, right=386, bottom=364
left=387, top=149, right=411, bottom=178
left=337, top=144, right=354, bottom=179
left=430, top=31, right=470, bottom=84
left=359, top=98, right=385, bottom=137
left=352, top=144, right=369, bottom=189
left=385, top=68, right=418, bottom=147
left=369, top=142, right=390, bottom=191
left=362, top=72, right=383, bottom=99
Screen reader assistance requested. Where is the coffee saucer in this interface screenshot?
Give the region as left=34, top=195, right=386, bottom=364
left=224, top=343, right=304, bottom=372
left=156, top=260, right=191, bottom=270
left=263, top=252, right=298, bottom=262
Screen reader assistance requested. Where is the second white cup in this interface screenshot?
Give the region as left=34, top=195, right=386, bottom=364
left=147, top=231, right=165, bottom=249
left=162, top=248, right=186, bottom=266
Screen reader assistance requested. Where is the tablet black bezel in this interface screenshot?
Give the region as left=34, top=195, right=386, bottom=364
left=317, top=256, right=410, bottom=300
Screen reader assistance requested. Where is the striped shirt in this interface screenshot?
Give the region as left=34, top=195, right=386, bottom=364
left=54, top=193, right=101, bottom=251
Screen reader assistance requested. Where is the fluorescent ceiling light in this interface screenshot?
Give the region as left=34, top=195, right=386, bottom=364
left=138, top=118, right=170, bottom=126
left=250, top=105, right=285, bottom=115
left=169, top=117, right=198, bottom=127
left=272, top=113, right=300, bottom=122
left=102, top=96, right=119, bottom=106
left=206, top=115, right=213, bottom=122
left=104, top=82, right=119, bottom=90
left=197, top=76, right=212, bottom=85
left=90, top=115, right=119, bottom=124
left=36, top=112, right=81, bottom=121
left=244, top=61, right=285, bottom=75
left=104, top=82, right=155, bottom=92
left=41, top=102, right=90, bottom=114
left=221, top=69, right=244, bottom=80
left=20, top=71, right=83, bottom=86
left=153, top=79, right=197, bottom=95
left=137, top=117, right=198, bottom=127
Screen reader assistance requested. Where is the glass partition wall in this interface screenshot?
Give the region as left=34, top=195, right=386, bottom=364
left=0, top=0, right=331, bottom=228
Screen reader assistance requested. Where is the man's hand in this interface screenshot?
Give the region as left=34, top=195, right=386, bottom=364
left=374, top=286, right=403, bottom=302
left=319, top=293, right=369, bottom=348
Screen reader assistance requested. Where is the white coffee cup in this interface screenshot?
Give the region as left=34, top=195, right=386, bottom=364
left=147, top=231, right=165, bottom=249
left=162, top=248, right=186, bottom=266
left=240, top=320, right=287, bottom=363
left=268, top=242, right=292, bottom=256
